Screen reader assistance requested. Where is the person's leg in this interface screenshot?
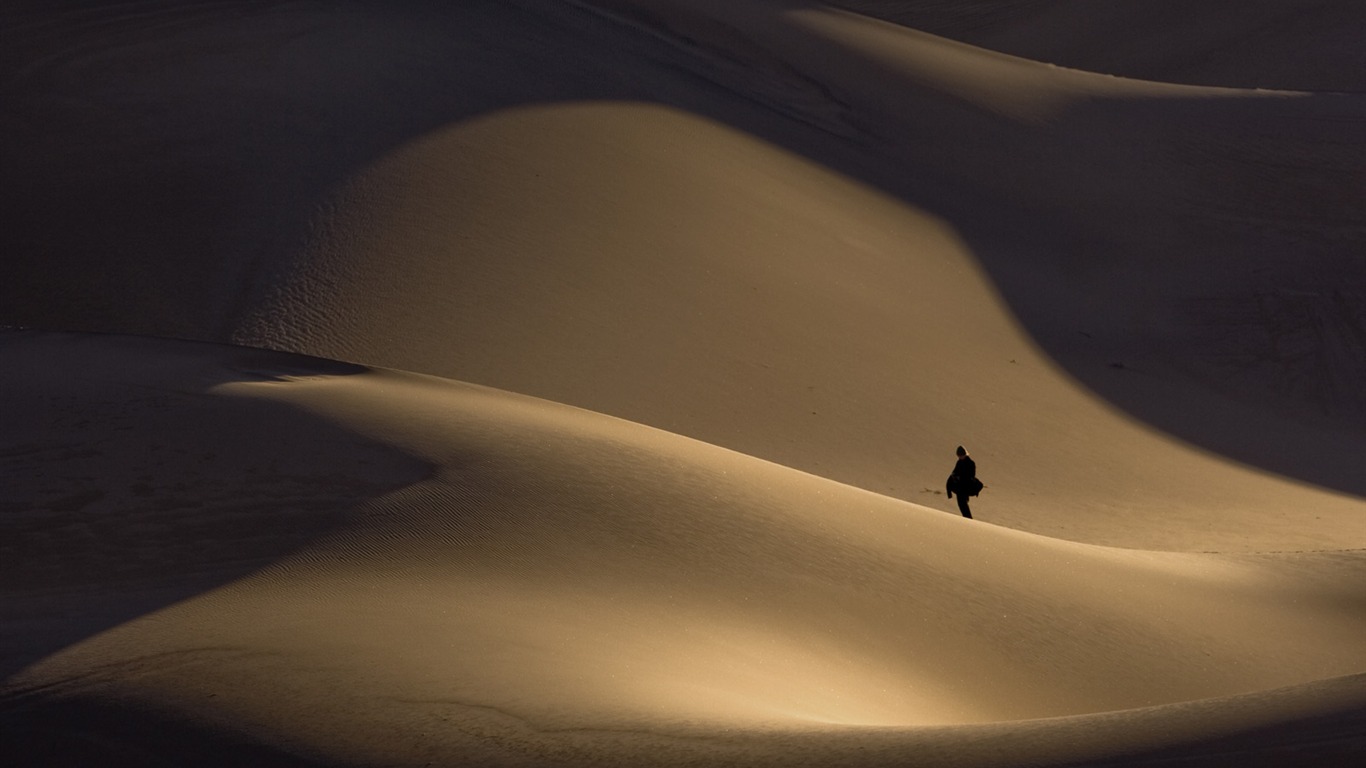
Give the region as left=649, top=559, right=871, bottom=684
left=956, top=494, right=972, bottom=519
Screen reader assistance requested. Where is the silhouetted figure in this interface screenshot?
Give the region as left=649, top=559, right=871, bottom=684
left=946, top=445, right=979, bottom=519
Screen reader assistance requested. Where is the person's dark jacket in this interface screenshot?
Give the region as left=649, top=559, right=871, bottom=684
left=947, top=456, right=977, bottom=497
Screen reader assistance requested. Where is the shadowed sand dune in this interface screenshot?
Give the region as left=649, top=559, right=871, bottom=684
left=3, top=331, right=1366, bottom=766
left=3, top=0, right=1366, bottom=765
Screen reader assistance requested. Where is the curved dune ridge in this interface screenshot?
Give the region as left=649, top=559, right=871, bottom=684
left=239, top=98, right=1366, bottom=553
left=3, top=0, right=1366, bottom=766
left=3, top=331, right=1366, bottom=767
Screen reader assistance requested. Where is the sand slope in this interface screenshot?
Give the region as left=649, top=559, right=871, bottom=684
left=236, top=95, right=1366, bottom=553
left=4, top=332, right=1366, bottom=766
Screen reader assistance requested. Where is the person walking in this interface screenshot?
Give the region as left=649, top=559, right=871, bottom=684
left=946, top=445, right=978, bottom=519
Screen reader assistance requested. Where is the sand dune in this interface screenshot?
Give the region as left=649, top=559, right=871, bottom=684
left=3, top=0, right=1365, bottom=765
left=237, top=98, right=1364, bottom=552
left=4, top=331, right=1365, bottom=766
left=827, top=0, right=1366, bottom=92
left=6, top=1, right=1364, bottom=517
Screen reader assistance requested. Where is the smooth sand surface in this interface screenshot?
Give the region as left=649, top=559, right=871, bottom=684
left=3, top=1, right=1365, bottom=766
left=4, top=332, right=1366, bottom=766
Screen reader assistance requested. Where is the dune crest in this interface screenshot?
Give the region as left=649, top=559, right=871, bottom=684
left=823, top=0, right=1366, bottom=92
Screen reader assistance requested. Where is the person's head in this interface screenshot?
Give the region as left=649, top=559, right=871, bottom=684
left=956, top=445, right=967, bottom=457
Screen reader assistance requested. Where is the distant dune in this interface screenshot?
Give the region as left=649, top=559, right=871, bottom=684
left=827, top=0, right=1366, bottom=92
left=3, top=1, right=1364, bottom=766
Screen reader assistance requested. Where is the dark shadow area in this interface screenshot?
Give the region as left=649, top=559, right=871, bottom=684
left=1062, top=702, right=1366, bottom=768
left=0, top=331, right=432, bottom=681
left=1, top=0, right=1362, bottom=501
left=0, top=696, right=328, bottom=768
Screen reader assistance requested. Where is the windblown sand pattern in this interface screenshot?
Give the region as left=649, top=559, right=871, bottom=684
left=3, top=2, right=1364, bottom=766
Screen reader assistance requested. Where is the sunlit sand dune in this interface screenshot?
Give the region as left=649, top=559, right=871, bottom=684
left=3, top=0, right=1366, bottom=765
left=240, top=98, right=1364, bottom=552
left=3, top=332, right=1365, bottom=766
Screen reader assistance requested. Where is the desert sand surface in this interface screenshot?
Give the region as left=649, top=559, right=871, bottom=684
left=3, top=1, right=1365, bottom=766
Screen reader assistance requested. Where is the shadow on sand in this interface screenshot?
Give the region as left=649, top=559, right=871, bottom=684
left=0, top=331, right=431, bottom=690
